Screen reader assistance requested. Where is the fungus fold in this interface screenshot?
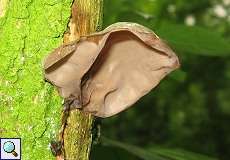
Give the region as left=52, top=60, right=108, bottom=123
left=44, top=22, right=180, bottom=118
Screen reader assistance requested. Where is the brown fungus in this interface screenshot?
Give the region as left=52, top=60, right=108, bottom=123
left=43, top=22, right=180, bottom=118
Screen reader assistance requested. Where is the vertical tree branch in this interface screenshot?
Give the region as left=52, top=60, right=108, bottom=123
left=62, top=0, right=103, bottom=160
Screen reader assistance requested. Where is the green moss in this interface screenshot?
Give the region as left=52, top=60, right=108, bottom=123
left=0, top=0, right=9, bottom=18
left=0, top=0, right=73, bottom=159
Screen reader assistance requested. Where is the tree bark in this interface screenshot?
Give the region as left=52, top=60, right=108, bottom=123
left=0, top=0, right=102, bottom=159
left=62, top=0, right=103, bottom=160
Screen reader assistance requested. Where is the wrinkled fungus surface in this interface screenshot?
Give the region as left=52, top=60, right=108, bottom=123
left=44, top=22, right=180, bottom=118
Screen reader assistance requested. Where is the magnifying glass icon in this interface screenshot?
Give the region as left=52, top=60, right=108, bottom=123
left=3, top=141, right=18, bottom=157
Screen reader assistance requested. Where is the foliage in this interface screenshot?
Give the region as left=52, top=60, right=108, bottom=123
left=1, top=0, right=230, bottom=160
left=96, top=0, right=230, bottom=160
left=91, top=137, right=217, bottom=160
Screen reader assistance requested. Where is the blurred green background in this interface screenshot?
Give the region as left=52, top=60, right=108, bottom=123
left=91, top=0, right=230, bottom=160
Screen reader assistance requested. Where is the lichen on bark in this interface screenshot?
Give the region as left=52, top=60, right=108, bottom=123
left=62, top=0, right=103, bottom=159
left=0, top=0, right=73, bottom=159
left=0, top=0, right=9, bottom=17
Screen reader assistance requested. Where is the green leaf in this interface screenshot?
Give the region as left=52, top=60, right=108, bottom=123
left=168, top=69, right=187, bottom=82
left=101, top=137, right=170, bottom=160
left=101, top=137, right=218, bottom=160
left=148, top=147, right=218, bottom=160
left=156, top=23, right=230, bottom=57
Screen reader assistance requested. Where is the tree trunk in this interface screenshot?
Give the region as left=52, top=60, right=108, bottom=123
left=62, top=0, right=103, bottom=159
left=0, top=0, right=103, bottom=159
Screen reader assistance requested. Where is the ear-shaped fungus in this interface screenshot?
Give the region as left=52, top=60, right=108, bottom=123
left=44, top=22, right=180, bottom=118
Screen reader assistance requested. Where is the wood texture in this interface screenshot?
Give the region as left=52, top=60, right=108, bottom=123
left=0, top=0, right=73, bottom=159
left=62, top=0, right=103, bottom=159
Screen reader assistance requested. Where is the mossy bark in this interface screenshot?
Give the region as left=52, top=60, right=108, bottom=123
left=62, top=1, right=103, bottom=159
left=0, top=0, right=103, bottom=159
